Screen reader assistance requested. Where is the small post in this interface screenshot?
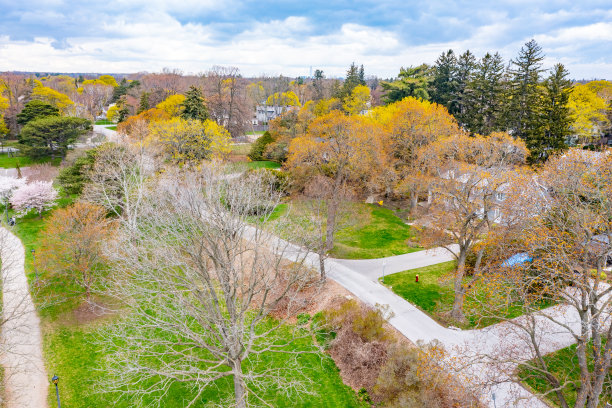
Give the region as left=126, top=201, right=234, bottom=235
left=382, top=260, right=387, bottom=284
left=492, top=392, right=496, bottom=408
left=415, top=273, right=419, bottom=283
left=52, top=375, right=61, bottom=408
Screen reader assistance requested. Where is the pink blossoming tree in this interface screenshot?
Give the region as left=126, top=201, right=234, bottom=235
left=10, top=181, right=58, bottom=217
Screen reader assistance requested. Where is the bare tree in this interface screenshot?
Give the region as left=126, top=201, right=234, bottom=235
left=82, top=142, right=153, bottom=231
left=204, top=66, right=250, bottom=138
left=99, top=164, right=321, bottom=407
left=470, top=149, right=612, bottom=408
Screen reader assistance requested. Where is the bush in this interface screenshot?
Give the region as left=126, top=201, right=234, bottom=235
left=244, top=168, right=291, bottom=196
left=247, top=131, right=274, bottom=161
left=263, top=141, right=288, bottom=163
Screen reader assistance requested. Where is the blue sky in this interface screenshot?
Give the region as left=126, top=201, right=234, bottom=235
left=0, top=0, right=611, bottom=79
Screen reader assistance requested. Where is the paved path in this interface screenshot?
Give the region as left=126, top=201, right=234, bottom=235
left=93, top=124, right=120, bottom=143
left=0, top=228, right=48, bottom=407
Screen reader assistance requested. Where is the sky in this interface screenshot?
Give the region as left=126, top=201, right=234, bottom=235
left=0, top=0, right=611, bottom=79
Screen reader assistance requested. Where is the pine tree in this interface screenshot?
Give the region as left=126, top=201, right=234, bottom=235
left=463, top=52, right=506, bottom=134
left=181, top=86, right=208, bottom=121
left=137, top=92, right=150, bottom=114
left=452, top=50, right=477, bottom=123
left=506, top=39, right=546, bottom=162
left=337, top=63, right=366, bottom=99
left=538, top=63, right=572, bottom=160
left=431, top=50, right=458, bottom=109
left=116, top=97, right=130, bottom=123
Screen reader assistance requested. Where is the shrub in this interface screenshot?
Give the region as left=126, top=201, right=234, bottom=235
left=247, top=131, right=274, bottom=161
left=263, top=141, right=288, bottom=162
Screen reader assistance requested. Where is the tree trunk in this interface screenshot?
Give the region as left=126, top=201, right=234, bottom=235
left=325, top=197, right=339, bottom=253
left=319, top=250, right=326, bottom=281
left=232, top=359, right=247, bottom=408
left=409, top=191, right=418, bottom=211
left=450, top=249, right=468, bottom=322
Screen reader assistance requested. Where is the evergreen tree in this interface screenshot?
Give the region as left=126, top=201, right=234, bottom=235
left=506, top=39, right=546, bottom=161
left=111, top=78, right=128, bottom=104
left=381, top=64, right=432, bottom=104
left=181, top=86, right=208, bottom=121
left=537, top=63, right=572, bottom=161
left=431, top=50, right=457, bottom=109
left=337, top=63, right=366, bottom=99
left=116, top=97, right=130, bottom=123
left=452, top=50, right=477, bottom=122
left=137, top=92, right=150, bottom=114
left=462, top=52, right=506, bottom=134
left=16, top=100, right=59, bottom=126
left=19, top=116, right=91, bottom=159
left=312, top=69, right=325, bottom=101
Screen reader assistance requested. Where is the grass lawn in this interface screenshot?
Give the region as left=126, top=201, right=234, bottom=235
left=228, top=160, right=282, bottom=173
left=381, top=261, right=549, bottom=329
left=518, top=343, right=612, bottom=407
left=246, top=130, right=265, bottom=136
left=0, top=153, right=61, bottom=168
left=10, top=193, right=364, bottom=408
left=330, top=204, right=422, bottom=259
left=230, top=143, right=252, bottom=155
left=94, top=119, right=113, bottom=125
left=107, top=125, right=117, bottom=131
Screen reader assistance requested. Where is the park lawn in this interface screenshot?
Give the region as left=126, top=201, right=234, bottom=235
left=228, top=160, right=282, bottom=173
left=107, top=126, right=117, bottom=130
left=94, top=119, right=113, bottom=125
left=518, top=342, right=612, bottom=407
left=11, top=193, right=364, bottom=408
left=246, top=130, right=265, bottom=136
left=381, top=261, right=547, bottom=329
left=44, top=316, right=366, bottom=408
left=330, top=204, right=422, bottom=259
left=0, top=153, right=61, bottom=168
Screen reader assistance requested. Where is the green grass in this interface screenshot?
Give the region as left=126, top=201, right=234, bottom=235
left=518, top=342, right=612, bottom=407
left=107, top=126, right=117, bottom=131
left=9, top=191, right=363, bottom=407
left=0, top=153, right=61, bottom=168
left=230, top=143, right=252, bottom=155
left=94, top=119, right=113, bottom=125
left=382, top=261, right=552, bottom=329
left=44, top=319, right=366, bottom=408
left=246, top=130, right=265, bottom=136
left=330, top=204, right=422, bottom=259
left=228, top=160, right=282, bottom=173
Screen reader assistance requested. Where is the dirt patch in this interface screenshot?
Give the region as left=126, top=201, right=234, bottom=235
left=72, top=300, right=116, bottom=325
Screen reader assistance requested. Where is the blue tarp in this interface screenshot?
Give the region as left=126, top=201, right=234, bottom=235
left=501, top=252, right=533, bottom=267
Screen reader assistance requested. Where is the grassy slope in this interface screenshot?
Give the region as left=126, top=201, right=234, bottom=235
left=330, top=204, right=422, bottom=259
left=11, top=197, right=363, bottom=407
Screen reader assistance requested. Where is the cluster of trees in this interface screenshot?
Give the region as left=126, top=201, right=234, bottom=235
left=382, top=40, right=612, bottom=162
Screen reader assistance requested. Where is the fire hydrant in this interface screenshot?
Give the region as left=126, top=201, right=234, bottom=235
left=415, top=274, right=419, bottom=283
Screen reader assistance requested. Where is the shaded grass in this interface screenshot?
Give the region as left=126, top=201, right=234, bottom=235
left=518, top=342, right=612, bottom=407
left=44, top=318, right=366, bottom=408
left=0, top=153, right=61, bottom=168
left=382, top=261, right=553, bottom=329
left=330, top=204, right=422, bottom=259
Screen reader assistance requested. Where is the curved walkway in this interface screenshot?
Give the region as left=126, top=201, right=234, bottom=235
left=0, top=228, right=48, bottom=407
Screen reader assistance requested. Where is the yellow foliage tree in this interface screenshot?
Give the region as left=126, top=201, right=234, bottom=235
left=343, top=84, right=370, bottom=115
left=82, top=75, right=118, bottom=87
left=156, top=94, right=186, bottom=117
left=149, top=118, right=231, bottom=163
left=31, top=80, right=74, bottom=114
left=106, top=105, right=120, bottom=122
left=266, top=91, right=300, bottom=107
left=568, top=84, right=610, bottom=142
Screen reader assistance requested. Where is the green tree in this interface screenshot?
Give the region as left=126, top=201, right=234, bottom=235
left=462, top=52, right=506, bottom=135
left=137, top=92, right=150, bottom=114
left=431, top=50, right=457, bottom=109
left=111, top=78, right=128, bottom=104
left=248, top=131, right=275, bottom=161
left=381, top=64, right=432, bottom=104
left=506, top=39, right=546, bottom=162
left=452, top=50, right=477, bottom=120
left=538, top=63, right=572, bottom=160
left=16, top=100, right=59, bottom=126
left=181, top=86, right=208, bottom=121
left=57, top=148, right=98, bottom=195
left=336, top=63, right=366, bottom=100
left=116, top=97, right=130, bottom=123
left=19, top=116, right=91, bottom=158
